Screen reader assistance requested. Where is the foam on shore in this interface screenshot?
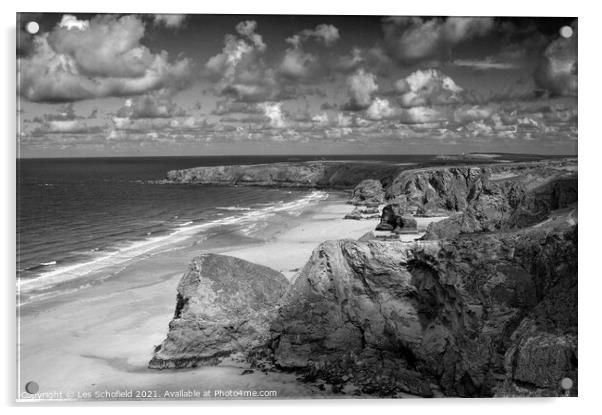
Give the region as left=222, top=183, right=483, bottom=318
left=17, top=191, right=329, bottom=303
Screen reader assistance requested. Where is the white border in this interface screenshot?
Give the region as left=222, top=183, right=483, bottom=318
left=2, top=1, right=599, bottom=413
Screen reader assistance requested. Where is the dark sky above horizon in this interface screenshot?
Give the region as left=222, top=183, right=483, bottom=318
left=17, top=13, right=577, bottom=157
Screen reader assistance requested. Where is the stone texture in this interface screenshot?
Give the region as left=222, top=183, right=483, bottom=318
left=167, top=162, right=401, bottom=190
left=149, top=254, right=289, bottom=369
left=384, top=159, right=577, bottom=216
left=266, top=219, right=577, bottom=397
left=375, top=204, right=418, bottom=233
left=349, top=179, right=385, bottom=206
left=423, top=174, right=577, bottom=240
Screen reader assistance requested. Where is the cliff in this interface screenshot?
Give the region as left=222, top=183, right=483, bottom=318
left=266, top=216, right=577, bottom=397
left=166, top=161, right=402, bottom=189
left=383, top=158, right=577, bottom=215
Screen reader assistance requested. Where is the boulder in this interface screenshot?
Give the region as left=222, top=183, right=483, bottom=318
left=149, top=254, right=288, bottom=369
left=344, top=207, right=382, bottom=221
left=344, top=208, right=363, bottom=220
left=375, top=204, right=404, bottom=230
left=349, top=179, right=385, bottom=206
left=375, top=204, right=417, bottom=233
left=393, top=215, right=417, bottom=234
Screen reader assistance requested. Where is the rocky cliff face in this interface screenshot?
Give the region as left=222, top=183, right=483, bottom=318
left=348, top=179, right=385, bottom=206
left=383, top=159, right=576, bottom=215
left=149, top=254, right=289, bottom=369
left=166, top=161, right=401, bottom=189
left=422, top=168, right=577, bottom=240
left=266, top=218, right=577, bottom=397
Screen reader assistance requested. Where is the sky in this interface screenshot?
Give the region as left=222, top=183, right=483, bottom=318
left=16, top=13, right=577, bottom=157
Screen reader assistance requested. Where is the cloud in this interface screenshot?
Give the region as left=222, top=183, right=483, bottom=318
left=257, top=102, right=286, bottom=128
left=32, top=103, right=79, bottom=122
left=153, top=14, right=187, bottom=29
left=115, top=92, right=186, bottom=119
left=366, top=98, right=397, bottom=120
left=211, top=100, right=263, bottom=115
left=534, top=21, right=577, bottom=97
left=452, top=105, right=494, bottom=123
left=206, top=21, right=278, bottom=102
left=30, top=104, right=105, bottom=136
left=451, top=58, right=521, bottom=70
left=336, top=46, right=392, bottom=74
left=399, top=106, right=448, bottom=124
left=343, top=69, right=378, bottom=110
left=279, top=24, right=340, bottom=81
left=311, top=113, right=329, bottom=127
left=382, top=17, right=494, bottom=64
left=33, top=120, right=103, bottom=135
left=19, top=14, right=191, bottom=102
left=286, top=24, right=340, bottom=48
left=394, top=69, right=465, bottom=107
left=279, top=48, right=317, bottom=80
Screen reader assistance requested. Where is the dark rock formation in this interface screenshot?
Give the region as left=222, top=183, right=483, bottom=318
left=423, top=173, right=577, bottom=240
left=384, top=159, right=576, bottom=216
left=375, top=204, right=403, bottom=230
left=344, top=207, right=382, bottom=221
left=349, top=179, right=385, bottom=206
left=149, top=254, right=288, bottom=369
left=166, top=161, right=401, bottom=190
left=375, top=204, right=418, bottom=233
left=266, top=219, right=577, bottom=397
left=393, top=215, right=417, bottom=234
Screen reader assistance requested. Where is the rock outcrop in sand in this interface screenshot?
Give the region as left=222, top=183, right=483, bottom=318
left=149, top=254, right=288, bottom=369
left=375, top=204, right=418, bottom=233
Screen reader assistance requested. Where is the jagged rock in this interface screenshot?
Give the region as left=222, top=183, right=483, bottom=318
left=268, top=222, right=577, bottom=397
left=384, top=159, right=577, bottom=215
left=375, top=204, right=417, bottom=233
left=149, top=254, right=288, bottom=369
left=357, top=231, right=376, bottom=242
left=375, top=204, right=404, bottom=230
left=345, top=207, right=382, bottom=221
left=423, top=174, right=577, bottom=240
left=349, top=179, right=385, bottom=206
left=393, top=215, right=417, bottom=234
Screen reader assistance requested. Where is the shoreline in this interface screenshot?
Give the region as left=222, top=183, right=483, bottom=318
left=19, top=192, right=423, bottom=400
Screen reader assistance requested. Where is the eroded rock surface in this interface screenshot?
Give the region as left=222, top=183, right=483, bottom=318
left=265, top=219, right=577, bottom=397
left=166, top=162, right=401, bottom=189
left=149, top=254, right=288, bottom=369
left=384, top=159, right=576, bottom=216
left=349, top=179, right=385, bottom=206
